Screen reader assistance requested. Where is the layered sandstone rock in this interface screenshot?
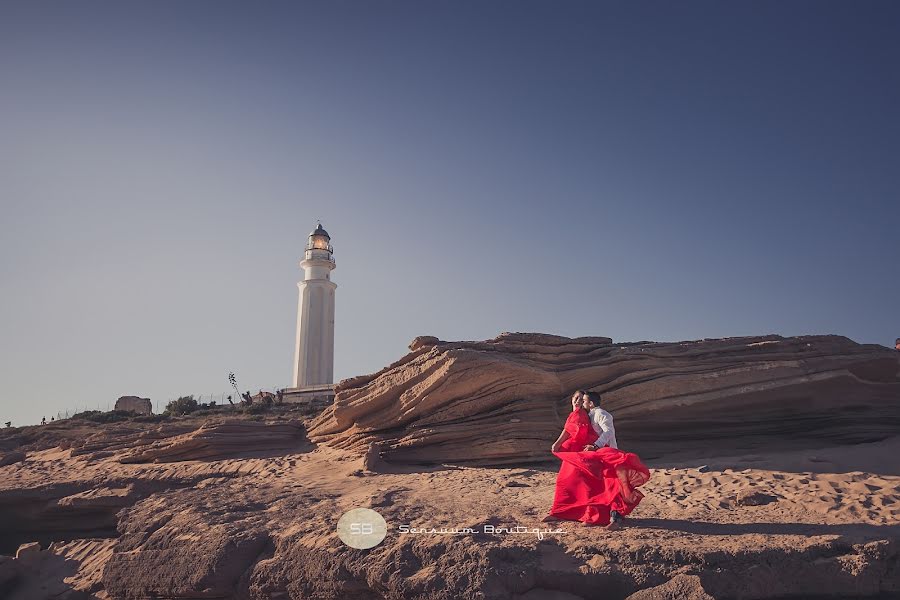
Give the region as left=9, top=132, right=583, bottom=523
left=118, top=420, right=310, bottom=463
left=0, top=451, right=26, bottom=467
left=0, top=407, right=899, bottom=599
left=308, top=332, right=900, bottom=465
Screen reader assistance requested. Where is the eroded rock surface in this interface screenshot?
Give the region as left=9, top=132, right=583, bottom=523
left=118, top=420, right=310, bottom=463
left=0, top=414, right=897, bottom=599
left=0, top=335, right=898, bottom=599
left=308, top=332, right=900, bottom=465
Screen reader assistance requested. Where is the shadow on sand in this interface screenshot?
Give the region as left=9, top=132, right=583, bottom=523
left=624, top=517, right=900, bottom=540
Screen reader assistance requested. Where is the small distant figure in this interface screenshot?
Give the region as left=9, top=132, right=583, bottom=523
left=41, top=416, right=46, bottom=425
left=241, top=391, right=253, bottom=405
left=895, top=338, right=900, bottom=352
left=51, top=416, right=55, bottom=422
left=276, top=389, right=284, bottom=405
left=226, top=395, right=234, bottom=405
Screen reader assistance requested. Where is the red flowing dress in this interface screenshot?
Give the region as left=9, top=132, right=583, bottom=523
left=547, top=408, right=651, bottom=526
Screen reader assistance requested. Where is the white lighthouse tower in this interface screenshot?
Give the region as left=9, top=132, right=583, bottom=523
left=291, top=223, right=336, bottom=390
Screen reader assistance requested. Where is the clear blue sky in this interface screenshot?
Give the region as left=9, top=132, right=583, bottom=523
left=1, top=2, right=898, bottom=426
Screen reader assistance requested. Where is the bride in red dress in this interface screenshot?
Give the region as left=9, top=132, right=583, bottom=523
left=544, top=391, right=650, bottom=528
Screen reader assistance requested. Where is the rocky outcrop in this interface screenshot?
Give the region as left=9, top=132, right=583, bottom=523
left=117, top=420, right=310, bottom=463
left=0, top=451, right=26, bottom=467
left=0, top=336, right=898, bottom=599
left=103, top=492, right=271, bottom=600
left=308, top=332, right=900, bottom=465
left=0, top=405, right=898, bottom=599
left=0, top=474, right=225, bottom=556
left=14, top=542, right=40, bottom=559
left=625, top=574, right=715, bottom=600
left=114, top=397, right=153, bottom=416
left=0, top=417, right=313, bottom=556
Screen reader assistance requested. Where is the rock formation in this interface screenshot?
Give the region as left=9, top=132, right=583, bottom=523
left=308, top=332, right=900, bottom=465
left=0, top=333, right=898, bottom=599
left=118, top=420, right=310, bottom=463
left=1, top=413, right=899, bottom=599
left=114, top=396, right=153, bottom=416
left=0, top=451, right=26, bottom=468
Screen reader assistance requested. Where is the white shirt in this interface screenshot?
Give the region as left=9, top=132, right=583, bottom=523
left=588, top=407, right=618, bottom=449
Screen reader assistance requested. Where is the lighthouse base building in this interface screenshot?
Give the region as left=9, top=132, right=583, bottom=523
left=282, top=223, right=337, bottom=406
left=281, top=383, right=335, bottom=406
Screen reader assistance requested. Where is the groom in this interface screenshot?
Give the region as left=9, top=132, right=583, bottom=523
left=580, top=391, right=617, bottom=451
left=580, top=391, right=626, bottom=528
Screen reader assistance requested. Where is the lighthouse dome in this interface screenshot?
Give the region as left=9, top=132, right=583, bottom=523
left=309, top=223, right=330, bottom=240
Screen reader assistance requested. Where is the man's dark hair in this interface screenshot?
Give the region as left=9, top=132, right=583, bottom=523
left=584, top=391, right=602, bottom=408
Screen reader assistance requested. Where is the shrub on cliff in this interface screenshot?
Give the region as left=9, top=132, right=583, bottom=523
left=164, top=396, right=199, bottom=416
left=239, top=403, right=268, bottom=415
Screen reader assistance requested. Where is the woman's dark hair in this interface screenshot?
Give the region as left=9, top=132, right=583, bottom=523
left=584, top=391, right=602, bottom=408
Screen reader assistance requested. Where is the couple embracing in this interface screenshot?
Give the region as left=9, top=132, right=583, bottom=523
left=543, top=390, right=650, bottom=529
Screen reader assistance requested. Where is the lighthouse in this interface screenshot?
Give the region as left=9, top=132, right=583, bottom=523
left=291, top=223, right=336, bottom=389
